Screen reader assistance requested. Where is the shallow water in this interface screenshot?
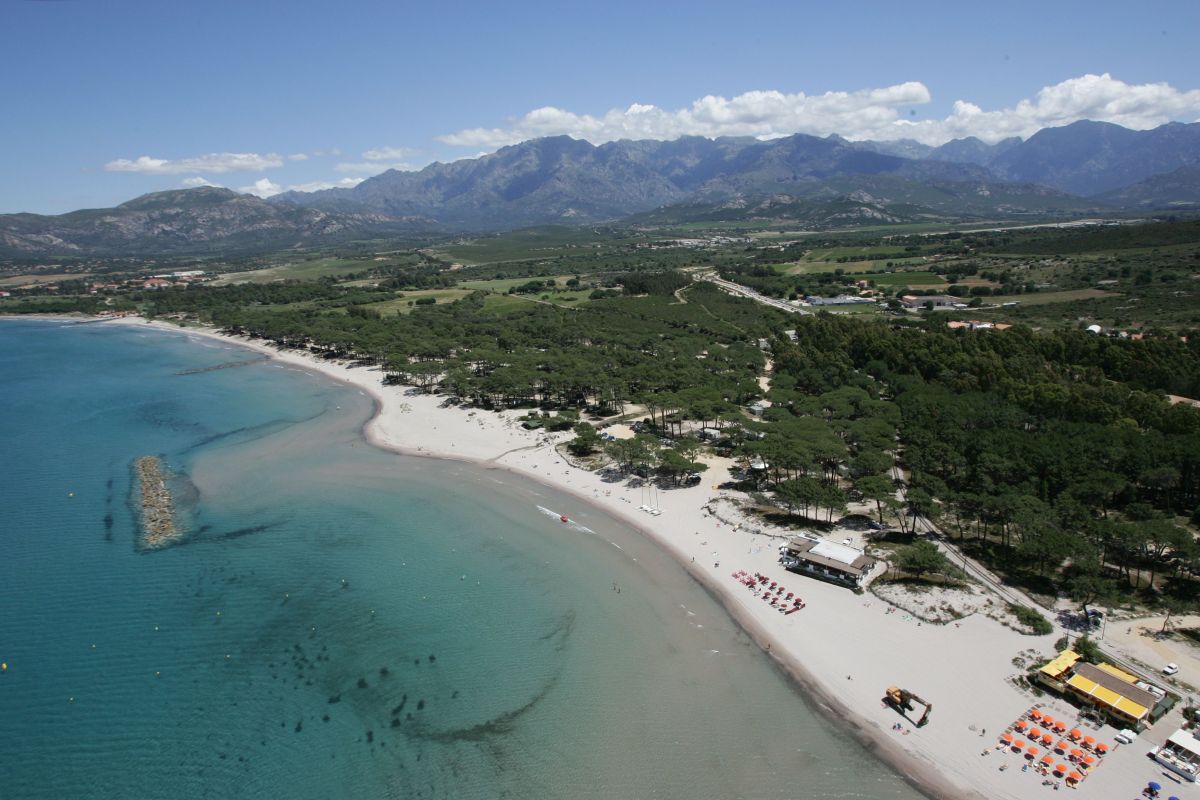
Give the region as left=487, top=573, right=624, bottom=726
left=0, top=320, right=925, bottom=799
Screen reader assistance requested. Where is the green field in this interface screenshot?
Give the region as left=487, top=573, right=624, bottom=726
left=867, top=271, right=945, bottom=287
left=981, top=288, right=1116, bottom=306
left=456, top=275, right=570, bottom=292
left=360, top=288, right=473, bottom=314
left=214, top=257, right=371, bottom=284
left=429, top=226, right=644, bottom=265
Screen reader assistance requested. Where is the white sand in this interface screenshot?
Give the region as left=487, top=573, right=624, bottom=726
left=116, top=317, right=1187, bottom=800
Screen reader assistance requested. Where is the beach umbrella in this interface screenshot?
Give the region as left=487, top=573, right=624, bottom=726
left=1030, top=727, right=1042, bottom=739
left=786, top=592, right=794, bottom=599
left=1012, top=740, right=1025, bottom=750
left=1030, top=709, right=1043, bottom=720
left=1148, top=782, right=1161, bottom=792
left=1069, top=728, right=1082, bottom=739
left=1055, top=740, right=1068, bottom=752
left=1082, top=755, right=1095, bottom=766
left=1070, top=748, right=1083, bottom=758
left=1015, top=720, right=1028, bottom=730
left=1027, top=747, right=1039, bottom=757
left=1041, top=754, right=1054, bottom=765
left=1055, top=763, right=1068, bottom=774
left=1068, top=771, right=1082, bottom=783
left=1054, top=720, right=1067, bottom=732
left=1041, top=734, right=1053, bottom=745
left=1082, top=735, right=1095, bottom=745
left=1001, top=732, right=1013, bottom=743
left=1041, top=714, right=1054, bottom=726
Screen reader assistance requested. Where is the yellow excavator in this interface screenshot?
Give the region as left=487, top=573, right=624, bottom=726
left=884, top=686, right=932, bottom=727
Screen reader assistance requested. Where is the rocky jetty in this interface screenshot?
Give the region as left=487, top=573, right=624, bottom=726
left=134, top=455, right=180, bottom=549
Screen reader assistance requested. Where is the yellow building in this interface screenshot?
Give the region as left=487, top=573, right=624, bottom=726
left=1064, top=662, right=1155, bottom=728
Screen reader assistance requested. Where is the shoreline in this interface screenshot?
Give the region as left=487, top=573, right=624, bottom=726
left=87, top=316, right=1152, bottom=800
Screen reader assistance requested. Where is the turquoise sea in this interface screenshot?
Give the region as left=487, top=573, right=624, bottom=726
left=0, top=319, right=925, bottom=800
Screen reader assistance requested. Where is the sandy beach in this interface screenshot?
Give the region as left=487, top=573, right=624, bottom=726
left=114, top=316, right=1194, bottom=800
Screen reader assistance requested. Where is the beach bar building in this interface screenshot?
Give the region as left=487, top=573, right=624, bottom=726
left=1152, top=729, right=1200, bottom=782
left=1064, top=662, right=1155, bottom=729
left=1037, top=649, right=1081, bottom=692
left=780, top=537, right=876, bottom=589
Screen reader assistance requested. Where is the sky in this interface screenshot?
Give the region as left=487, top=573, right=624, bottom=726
left=4, top=0, right=1200, bottom=214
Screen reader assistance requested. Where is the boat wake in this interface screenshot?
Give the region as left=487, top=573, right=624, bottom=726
left=535, top=505, right=595, bottom=534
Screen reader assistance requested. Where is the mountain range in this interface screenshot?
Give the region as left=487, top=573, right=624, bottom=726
left=3, top=120, right=1198, bottom=257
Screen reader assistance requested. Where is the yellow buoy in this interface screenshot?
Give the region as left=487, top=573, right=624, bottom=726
left=1, top=662, right=7, bottom=672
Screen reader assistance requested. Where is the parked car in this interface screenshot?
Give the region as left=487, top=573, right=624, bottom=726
left=1164, top=663, right=1180, bottom=675
left=1114, top=729, right=1138, bottom=744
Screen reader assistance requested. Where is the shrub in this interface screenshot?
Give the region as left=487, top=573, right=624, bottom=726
left=1009, top=604, right=1053, bottom=635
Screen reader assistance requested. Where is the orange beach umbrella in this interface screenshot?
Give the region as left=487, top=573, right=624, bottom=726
left=1055, top=740, right=1068, bottom=752
left=1054, top=721, right=1067, bottom=732
left=1001, top=732, right=1014, bottom=743
left=1015, top=720, right=1028, bottom=730
left=1041, top=715, right=1054, bottom=726
left=1082, top=755, right=1096, bottom=766
left=1041, top=755, right=1055, bottom=765
left=1068, top=771, right=1083, bottom=782
left=1096, top=742, right=1109, bottom=753
left=1027, top=747, right=1040, bottom=757
left=1041, top=734, right=1053, bottom=746
left=1030, top=727, right=1042, bottom=739
left=1069, top=728, right=1082, bottom=739
left=1030, top=709, right=1043, bottom=720
left=1013, top=739, right=1026, bottom=750
left=1055, top=763, right=1069, bottom=774
left=1082, top=735, right=1095, bottom=745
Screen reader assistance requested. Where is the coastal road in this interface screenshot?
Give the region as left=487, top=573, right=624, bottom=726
left=693, top=271, right=808, bottom=315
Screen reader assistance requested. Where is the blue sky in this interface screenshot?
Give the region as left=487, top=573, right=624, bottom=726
left=5, top=0, right=1199, bottom=213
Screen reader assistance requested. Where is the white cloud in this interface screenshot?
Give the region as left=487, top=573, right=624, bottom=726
left=284, top=177, right=365, bottom=192
left=437, top=83, right=930, bottom=148
left=236, top=176, right=364, bottom=197
left=105, top=152, right=285, bottom=174
left=335, top=161, right=416, bottom=174
left=894, top=73, right=1200, bottom=144
left=181, top=176, right=223, bottom=188
left=436, top=74, right=1200, bottom=148
left=237, top=178, right=284, bottom=198
left=287, top=153, right=309, bottom=161
left=362, top=146, right=415, bottom=161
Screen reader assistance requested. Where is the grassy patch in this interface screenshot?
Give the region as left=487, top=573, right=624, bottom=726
left=213, top=257, right=371, bottom=285
left=361, top=289, right=472, bottom=315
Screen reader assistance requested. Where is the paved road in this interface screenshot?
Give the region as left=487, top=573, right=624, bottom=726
left=694, top=272, right=808, bottom=315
